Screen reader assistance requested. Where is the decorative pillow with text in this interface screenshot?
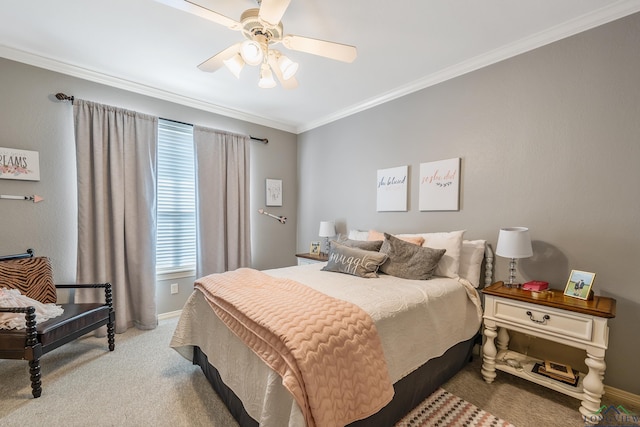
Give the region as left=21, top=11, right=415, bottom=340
left=322, top=241, right=388, bottom=278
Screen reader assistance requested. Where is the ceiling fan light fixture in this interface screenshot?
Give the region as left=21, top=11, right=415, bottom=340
left=277, top=54, right=299, bottom=80
left=258, top=64, right=276, bottom=89
left=240, top=40, right=264, bottom=66
left=171, top=0, right=357, bottom=90
left=223, top=53, right=245, bottom=79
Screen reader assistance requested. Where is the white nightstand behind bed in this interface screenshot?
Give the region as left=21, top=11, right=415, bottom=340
left=295, top=253, right=328, bottom=265
left=481, top=282, right=616, bottom=424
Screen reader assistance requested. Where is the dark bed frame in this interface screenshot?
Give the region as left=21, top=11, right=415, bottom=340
left=193, top=335, right=476, bottom=426
left=191, top=244, right=493, bottom=426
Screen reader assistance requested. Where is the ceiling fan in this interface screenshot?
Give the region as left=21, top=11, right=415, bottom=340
left=155, top=0, right=358, bottom=89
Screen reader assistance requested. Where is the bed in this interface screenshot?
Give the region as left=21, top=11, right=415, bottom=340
left=171, top=230, right=493, bottom=427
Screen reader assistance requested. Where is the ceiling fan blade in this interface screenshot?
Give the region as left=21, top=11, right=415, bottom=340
left=258, top=0, right=292, bottom=26
left=268, top=52, right=298, bottom=90
left=154, top=0, right=241, bottom=30
left=281, top=35, right=357, bottom=63
left=197, top=42, right=242, bottom=72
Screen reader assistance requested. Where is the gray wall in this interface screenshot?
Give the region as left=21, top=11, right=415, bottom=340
left=1, top=12, right=638, bottom=396
left=297, top=13, right=640, bottom=394
left=0, top=58, right=298, bottom=314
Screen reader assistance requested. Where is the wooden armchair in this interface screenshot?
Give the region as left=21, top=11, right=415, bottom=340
left=0, top=249, right=115, bottom=398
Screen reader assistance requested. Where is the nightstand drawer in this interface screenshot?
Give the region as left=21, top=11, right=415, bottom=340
left=492, top=299, right=593, bottom=342
left=295, top=253, right=328, bottom=266
left=297, top=257, right=318, bottom=265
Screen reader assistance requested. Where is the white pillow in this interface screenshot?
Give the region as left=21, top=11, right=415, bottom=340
left=347, top=230, right=369, bottom=241
left=399, top=230, right=465, bottom=278
left=459, top=240, right=486, bottom=288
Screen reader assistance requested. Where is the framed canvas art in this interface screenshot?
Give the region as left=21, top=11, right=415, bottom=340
left=419, top=157, right=460, bottom=211
left=376, top=165, right=408, bottom=212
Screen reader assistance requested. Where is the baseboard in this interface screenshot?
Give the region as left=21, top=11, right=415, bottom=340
left=158, top=310, right=182, bottom=321
left=605, top=385, right=640, bottom=407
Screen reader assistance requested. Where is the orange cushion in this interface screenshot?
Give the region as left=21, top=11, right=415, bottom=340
left=367, top=230, right=425, bottom=246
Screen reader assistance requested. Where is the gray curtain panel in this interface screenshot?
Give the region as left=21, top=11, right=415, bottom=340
left=73, top=99, right=158, bottom=332
left=194, top=126, right=251, bottom=278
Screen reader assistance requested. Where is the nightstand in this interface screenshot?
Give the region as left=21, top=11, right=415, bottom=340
left=295, top=253, right=328, bottom=265
left=481, top=281, right=616, bottom=423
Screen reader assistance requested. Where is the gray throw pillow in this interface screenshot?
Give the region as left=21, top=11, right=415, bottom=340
left=379, top=233, right=446, bottom=280
left=322, top=241, right=388, bottom=278
left=336, top=235, right=383, bottom=252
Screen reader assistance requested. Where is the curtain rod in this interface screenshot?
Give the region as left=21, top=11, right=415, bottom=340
left=54, top=93, right=268, bottom=144
left=249, top=136, right=269, bottom=144
left=160, top=117, right=268, bottom=144
left=55, top=92, right=74, bottom=103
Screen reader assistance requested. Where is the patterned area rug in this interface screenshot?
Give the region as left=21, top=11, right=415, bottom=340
left=395, top=388, right=516, bottom=427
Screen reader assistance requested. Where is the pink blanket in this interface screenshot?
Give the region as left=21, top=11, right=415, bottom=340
left=195, top=268, right=394, bottom=427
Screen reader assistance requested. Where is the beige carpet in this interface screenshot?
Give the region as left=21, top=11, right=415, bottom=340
left=0, top=317, right=636, bottom=426
left=439, top=350, right=638, bottom=427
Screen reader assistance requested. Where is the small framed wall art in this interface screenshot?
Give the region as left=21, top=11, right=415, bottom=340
left=265, top=178, right=282, bottom=206
left=0, top=147, right=40, bottom=181
left=563, top=270, right=596, bottom=300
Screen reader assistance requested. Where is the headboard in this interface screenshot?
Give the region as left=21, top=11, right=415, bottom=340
left=345, top=230, right=494, bottom=288
left=481, top=243, right=495, bottom=288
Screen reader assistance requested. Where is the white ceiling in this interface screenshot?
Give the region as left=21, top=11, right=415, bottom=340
left=2, top=0, right=639, bottom=133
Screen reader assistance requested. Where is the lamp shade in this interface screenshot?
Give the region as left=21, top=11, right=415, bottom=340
left=318, top=221, right=336, bottom=238
left=496, top=227, right=533, bottom=259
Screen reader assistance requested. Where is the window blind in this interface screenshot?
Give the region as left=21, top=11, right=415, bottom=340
left=156, top=119, right=196, bottom=274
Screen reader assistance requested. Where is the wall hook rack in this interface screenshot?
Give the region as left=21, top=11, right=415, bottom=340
left=258, top=208, right=286, bottom=224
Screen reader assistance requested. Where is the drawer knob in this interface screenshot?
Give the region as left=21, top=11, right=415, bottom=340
left=526, top=310, right=550, bottom=324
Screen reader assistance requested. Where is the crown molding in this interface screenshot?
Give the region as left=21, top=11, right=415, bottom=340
left=3, top=0, right=639, bottom=135
left=297, top=0, right=640, bottom=133
left=0, top=45, right=297, bottom=134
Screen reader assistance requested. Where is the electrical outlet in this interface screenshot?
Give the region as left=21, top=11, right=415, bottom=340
left=170, top=283, right=179, bottom=294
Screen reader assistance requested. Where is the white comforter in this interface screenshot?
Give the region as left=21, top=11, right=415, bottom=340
left=171, top=263, right=483, bottom=427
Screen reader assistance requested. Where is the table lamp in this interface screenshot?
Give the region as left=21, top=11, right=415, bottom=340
left=496, top=227, right=533, bottom=288
left=318, top=221, right=336, bottom=256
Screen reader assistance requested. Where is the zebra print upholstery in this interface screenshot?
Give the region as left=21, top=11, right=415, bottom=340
left=0, top=256, right=57, bottom=304
left=0, top=250, right=115, bottom=398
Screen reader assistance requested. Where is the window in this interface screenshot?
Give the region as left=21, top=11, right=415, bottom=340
left=156, top=119, right=196, bottom=276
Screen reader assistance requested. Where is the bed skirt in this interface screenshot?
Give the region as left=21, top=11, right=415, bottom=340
left=193, top=334, right=477, bottom=427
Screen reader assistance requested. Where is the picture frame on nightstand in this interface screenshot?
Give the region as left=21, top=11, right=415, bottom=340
left=544, top=360, right=576, bottom=379
left=563, top=270, right=595, bottom=300
left=309, top=241, right=321, bottom=255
